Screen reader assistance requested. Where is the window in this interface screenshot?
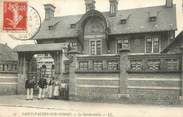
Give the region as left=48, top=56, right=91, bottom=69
left=48, top=26, right=54, bottom=30
left=64, top=63, right=69, bottom=73
left=120, top=14, right=130, bottom=24
left=4, top=64, right=8, bottom=71
left=79, top=61, right=88, bottom=71
left=149, top=17, right=157, bottom=22
left=96, top=40, right=101, bottom=55
left=48, top=22, right=59, bottom=30
left=0, top=64, right=3, bottom=71
left=107, top=61, right=119, bottom=70
left=149, top=11, right=157, bottom=22
left=89, top=40, right=102, bottom=55
left=93, top=61, right=103, bottom=71
left=70, top=24, right=76, bottom=28
left=69, top=42, right=77, bottom=49
left=120, top=19, right=126, bottom=24
left=117, top=39, right=129, bottom=53
left=145, top=36, right=160, bottom=53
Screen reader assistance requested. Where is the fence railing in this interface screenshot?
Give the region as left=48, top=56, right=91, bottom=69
left=76, top=54, right=120, bottom=73
left=0, top=61, right=18, bottom=73
left=127, top=54, right=181, bottom=73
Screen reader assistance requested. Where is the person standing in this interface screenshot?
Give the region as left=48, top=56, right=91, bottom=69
left=48, top=77, right=55, bottom=99
left=38, top=77, right=47, bottom=100
left=53, top=79, right=60, bottom=99
left=25, top=76, right=35, bottom=100
left=60, top=80, right=66, bottom=99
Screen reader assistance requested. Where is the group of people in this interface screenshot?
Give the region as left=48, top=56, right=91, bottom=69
left=25, top=76, right=68, bottom=100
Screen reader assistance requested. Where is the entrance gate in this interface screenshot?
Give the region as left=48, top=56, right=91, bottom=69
left=14, top=43, right=68, bottom=94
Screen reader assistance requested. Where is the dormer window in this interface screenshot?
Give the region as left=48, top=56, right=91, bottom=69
left=149, top=11, right=158, bottom=22
left=120, top=14, right=130, bottom=24
left=120, top=19, right=126, bottom=24
left=48, top=26, right=54, bottom=30
left=70, top=24, right=76, bottom=28
left=149, top=16, right=157, bottom=22
left=48, top=21, right=59, bottom=30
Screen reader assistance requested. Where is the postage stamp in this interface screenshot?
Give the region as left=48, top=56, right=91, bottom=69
left=3, top=1, right=27, bottom=31
left=2, top=0, right=41, bottom=40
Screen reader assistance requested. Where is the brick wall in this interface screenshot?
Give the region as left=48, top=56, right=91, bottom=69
left=75, top=73, right=120, bottom=101
left=128, top=73, right=181, bottom=104
left=0, top=73, right=17, bottom=95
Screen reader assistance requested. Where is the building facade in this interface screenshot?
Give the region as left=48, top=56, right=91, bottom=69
left=14, top=0, right=183, bottom=104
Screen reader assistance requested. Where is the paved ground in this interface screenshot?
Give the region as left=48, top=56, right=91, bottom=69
left=0, top=95, right=183, bottom=117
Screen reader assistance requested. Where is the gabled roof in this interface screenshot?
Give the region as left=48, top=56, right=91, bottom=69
left=14, top=43, right=68, bottom=52
left=33, top=5, right=177, bottom=40
left=162, top=31, right=183, bottom=53
left=0, top=43, right=18, bottom=61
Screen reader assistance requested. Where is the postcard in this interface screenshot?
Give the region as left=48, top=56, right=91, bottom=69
left=0, top=0, right=183, bottom=117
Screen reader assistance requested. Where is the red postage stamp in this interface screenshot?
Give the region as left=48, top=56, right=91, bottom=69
left=3, top=1, right=27, bottom=31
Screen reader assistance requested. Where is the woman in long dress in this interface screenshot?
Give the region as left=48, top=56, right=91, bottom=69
left=53, top=80, right=60, bottom=99
left=48, top=77, right=54, bottom=99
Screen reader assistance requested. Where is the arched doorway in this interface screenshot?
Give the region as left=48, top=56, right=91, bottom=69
left=27, top=53, right=55, bottom=82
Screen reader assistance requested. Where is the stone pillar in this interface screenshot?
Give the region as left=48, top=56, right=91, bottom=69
left=54, top=51, right=63, bottom=78
left=17, top=53, right=27, bottom=94
left=119, top=48, right=130, bottom=98
left=59, top=51, right=63, bottom=78
left=68, top=50, right=80, bottom=100
left=181, top=50, right=183, bottom=101
left=55, top=51, right=63, bottom=79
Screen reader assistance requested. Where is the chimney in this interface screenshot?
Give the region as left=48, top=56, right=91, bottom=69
left=109, top=0, right=118, bottom=16
left=44, top=4, right=56, bottom=20
left=165, top=0, right=173, bottom=8
left=84, top=0, right=96, bottom=12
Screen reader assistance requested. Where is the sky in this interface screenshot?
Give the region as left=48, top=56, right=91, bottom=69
left=0, top=0, right=183, bottom=48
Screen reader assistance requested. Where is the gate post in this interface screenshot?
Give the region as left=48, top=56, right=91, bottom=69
left=54, top=51, right=63, bottom=79
left=181, top=48, right=183, bottom=101
left=119, top=48, right=130, bottom=98
left=17, top=53, right=28, bottom=94
left=68, top=50, right=80, bottom=100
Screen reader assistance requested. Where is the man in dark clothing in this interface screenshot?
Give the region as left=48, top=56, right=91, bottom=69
left=38, top=77, right=47, bottom=99
left=25, top=76, right=35, bottom=100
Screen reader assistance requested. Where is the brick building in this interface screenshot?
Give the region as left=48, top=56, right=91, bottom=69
left=14, top=0, right=183, bottom=104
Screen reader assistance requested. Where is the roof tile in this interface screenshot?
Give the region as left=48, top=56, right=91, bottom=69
left=33, top=5, right=177, bottom=40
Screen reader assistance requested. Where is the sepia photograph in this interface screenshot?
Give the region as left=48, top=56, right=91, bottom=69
left=0, top=0, right=183, bottom=116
